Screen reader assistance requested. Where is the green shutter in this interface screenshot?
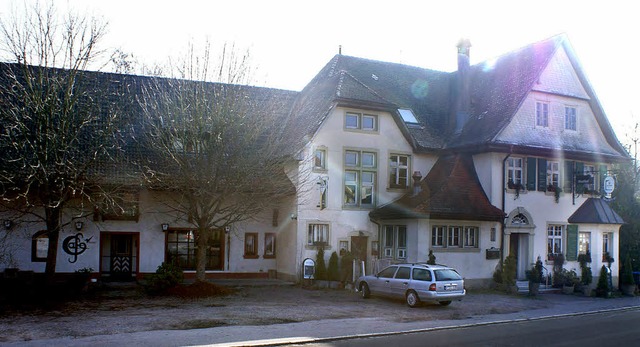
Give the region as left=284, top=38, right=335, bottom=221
left=566, top=225, right=579, bottom=261
left=575, top=162, right=585, bottom=193
left=537, top=158, right=547, bottom=191
left=599, top=165, right=608, bottom=192
left=564, top=161, right=574, bottom=192
left=526, top=157, right=537, bottom=191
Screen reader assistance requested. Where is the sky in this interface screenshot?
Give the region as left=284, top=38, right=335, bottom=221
left=2, top=0, right=638, bottom=148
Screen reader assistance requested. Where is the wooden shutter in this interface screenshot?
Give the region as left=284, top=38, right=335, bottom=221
left=566, top=225, right=579, bottom=261
left=537, top=158, right=547, bottom=191
left=563, top=161, right=574, bottom=192
left=526, top=157, right=537, bottom=191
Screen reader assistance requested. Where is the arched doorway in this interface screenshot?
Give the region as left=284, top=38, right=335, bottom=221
left=505, top=208, right=536, bottom=280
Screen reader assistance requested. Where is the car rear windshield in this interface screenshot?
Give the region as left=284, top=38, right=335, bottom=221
left=434, top=269, right=462, bottom=281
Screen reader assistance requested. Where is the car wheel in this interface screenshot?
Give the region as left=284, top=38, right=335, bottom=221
left=360, top=283, right=370, bottom=299
left=439, top=301, right=452, bottom=306
left=406, top=290, right=420, bottom=308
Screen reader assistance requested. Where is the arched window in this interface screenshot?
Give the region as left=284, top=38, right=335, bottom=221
left=511, top=213, right=529, bottom=225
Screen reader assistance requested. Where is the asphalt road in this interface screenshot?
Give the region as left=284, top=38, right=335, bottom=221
left=292, top=308, right=640, bottom=347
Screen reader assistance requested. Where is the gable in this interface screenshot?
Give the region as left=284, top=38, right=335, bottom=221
left=531, top=47, right=589, bottom=99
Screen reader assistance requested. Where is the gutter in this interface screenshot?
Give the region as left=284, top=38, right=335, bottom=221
left=501, top=151, right=512, bottom=264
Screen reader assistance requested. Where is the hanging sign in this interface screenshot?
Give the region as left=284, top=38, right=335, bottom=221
left=603, top=175, right=615, bottom=199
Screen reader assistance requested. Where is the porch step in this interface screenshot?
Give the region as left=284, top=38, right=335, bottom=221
left=515, top=280, right=559, bottom=294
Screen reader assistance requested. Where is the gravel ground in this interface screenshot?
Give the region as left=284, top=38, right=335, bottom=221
left=0, top=281, right=553, bottom=344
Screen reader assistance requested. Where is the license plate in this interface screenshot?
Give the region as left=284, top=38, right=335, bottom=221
left=444, top=284, right=457, bottom=291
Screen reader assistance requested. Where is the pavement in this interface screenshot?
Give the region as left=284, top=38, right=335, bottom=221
left=6, top=281, right=640, bottom=347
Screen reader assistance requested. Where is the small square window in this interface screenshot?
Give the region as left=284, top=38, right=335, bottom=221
left=314, top=148, right=327, bottom=170
left=362, top=115, right=376, bottom=130
left=345, top=151, right=358, bottom=167
left=345, top=113, right=359, bottom=129
left=361, top=152, right=375, bottom=168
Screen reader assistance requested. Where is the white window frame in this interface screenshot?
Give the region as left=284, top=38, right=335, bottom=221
left=463, top=227, right=479, bottom=248
left=308, top=224, right=329, bottom=246
left=448, top=226, right=462, bottom=247
left=431, top=226, right=446, bottom=247
left=603, top=232, right=613, bottom=261
left=345, top=112, right=378, bottom=132
left=507, top=157, right=524, bottom=186
left=578, top=231, right=591, bottom=255
left=389, top=154, right=410, bottom=189
left=547, top=224, right=564, bottom=260
left=565, top=106, right=577, bottom=131
left=536, top=101, right=549, bottom=127
left=382, top=225, right=407, bottom=260
left=343, top=150, right=377, bottom=208
left=547, top=161, right=560, bottom=187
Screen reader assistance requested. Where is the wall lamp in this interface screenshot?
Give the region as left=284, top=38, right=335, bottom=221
left=3, top=220, right=12, bottom=230
left=75, top=221, right=84, bottom=231
left=161, top=223, right=169, bottom=232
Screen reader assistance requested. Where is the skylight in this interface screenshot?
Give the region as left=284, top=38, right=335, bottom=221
left=398, top=109, right=418, bottom=123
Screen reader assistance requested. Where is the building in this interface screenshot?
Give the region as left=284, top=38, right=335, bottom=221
left=0, top=34, right=628, bottom=288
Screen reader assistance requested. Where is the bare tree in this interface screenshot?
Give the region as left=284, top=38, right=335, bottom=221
left=138, top=43, right=300, bottom=281
left=0, top=3, right=123, bottom=277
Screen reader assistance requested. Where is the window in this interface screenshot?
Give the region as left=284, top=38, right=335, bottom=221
left=582, top=164, right=598, bottom=192
left=565, top=106, right=577, bottom=130
left=603, top=232, right=613, bottom=261
left=448, top=226, right=462, bottom=247
left=317, top=177, right=328, bottom=209
left=547, top=225, right=564, bottom=260
left=432, top=225, right=479, bottom=248
left=432, top=226, right=446, bottom=247
left=463, top=227, right=479, bottom=248
left=536, top=102, right=549, bottom=127
left=382, top=225, right=407, bottom=260
left=507, top=157, right=523, bottom=187
left=264, top=233, right=276, bottom=258
left=378, top=266, right=398, bottom=278
left=314, top=148, right=327, bottom=171
left=166, top=229, right=223, bottom=270
left=32, top=230, right=49, bottom=262
left=345, top=112, right=378, bottom=131
left=395, top=266, right=411, bottom=279
left=412, top=268, right=432, bottom=281
left=344, top=150, right=377, bottom=207
left=339, top=240, right=349, bottom=256
left=547, top=161, right=560, bottom=187
left=244, top=233, right=258, bottom=258
left=389, top=154, right=410, bottom=189
left=579, top=232, right=591, bottom=255
left=308, top=224, right=329, bottom=246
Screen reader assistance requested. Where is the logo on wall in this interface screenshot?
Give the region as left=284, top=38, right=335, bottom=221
left=62, top=233, right=93, bottom=263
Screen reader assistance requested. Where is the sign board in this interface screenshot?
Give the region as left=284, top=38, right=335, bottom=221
left=603, top=176, right=615, bottom=199
left=303, top=258, right=315, bottom=279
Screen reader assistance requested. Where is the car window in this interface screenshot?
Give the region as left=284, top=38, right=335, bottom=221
left=412, top=268, right=432, bottom=281
left=395, top=267, right=411, bottom=279
left=377, top=266, right=398, bottom=278
left=434, top=269, right=463, bottom=281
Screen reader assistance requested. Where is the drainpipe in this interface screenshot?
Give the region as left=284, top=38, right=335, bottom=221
left=501, top=152, right=512, bottom=264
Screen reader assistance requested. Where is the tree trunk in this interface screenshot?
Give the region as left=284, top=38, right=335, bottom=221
left=195, top=229, right=209, bottom=282
left=44, top=206, right=62, bottom=280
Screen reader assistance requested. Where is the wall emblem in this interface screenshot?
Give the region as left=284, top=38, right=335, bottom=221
left=62, top=233, right=92, bottom=263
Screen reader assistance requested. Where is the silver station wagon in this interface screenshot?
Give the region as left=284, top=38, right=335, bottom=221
left=356, top=263, right=466, bottom=307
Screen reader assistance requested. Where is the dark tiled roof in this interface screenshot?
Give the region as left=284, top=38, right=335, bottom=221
left=568, top=198, right=624, bottom=224
left=370, top=154, right=505, bottom=221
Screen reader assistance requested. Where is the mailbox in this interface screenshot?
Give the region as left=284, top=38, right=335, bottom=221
left=303, top=258, right=315, bottom=279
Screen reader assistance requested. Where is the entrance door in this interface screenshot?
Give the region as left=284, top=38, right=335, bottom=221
left=351, top=236, right=368, bottom=277
left=509, top=233, right=529, bottom=280
left=110, top=234, right=133, bottom=281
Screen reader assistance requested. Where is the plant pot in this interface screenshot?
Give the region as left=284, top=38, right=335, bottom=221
left=562, top=284, right=575, bottom=294
left=621, top=284, right=636, bottom=296
left=528, top=281, right=540, bottom=296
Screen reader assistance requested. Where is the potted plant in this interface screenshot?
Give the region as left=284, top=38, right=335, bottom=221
left=578, top=253, right=593, bottom=296
left=501, top=254, right=517, bottom=293
left=546, top=184, right=562, bottom=203
left=339, top=251, right=354, bottom=288
left=327, top=251, right=341, bottom=289
left=562, top=269, right=579, bottom=294
left=507, top=179, right=523, bottom=198
left=314, top=247, right=328, bottom=287
left=620, top=255, right=636, bottom=296
left=525, top=256, right=543, bottom=296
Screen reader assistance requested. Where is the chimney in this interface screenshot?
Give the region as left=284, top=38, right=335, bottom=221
left=453, top=38, right=472, bottom=134
left=412, top=171, right=423, bottom=196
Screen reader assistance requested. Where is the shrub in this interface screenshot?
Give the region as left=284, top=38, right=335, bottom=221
left=327, top=251, right=340, bottom=282
left=502, top=255, right=517, bottom=288
left=621, top=255, right=635, bottom=285
left=314, top=247, right=327, bottom=281
left=596, top=265, right=610, bottom=297
left=526, top=256, right=544, bottom=283
left=427, top=250, right=436, bottom=265
left=578, top=252, right=593, bottom=286
left=144, top=262, right=184, bottom=295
